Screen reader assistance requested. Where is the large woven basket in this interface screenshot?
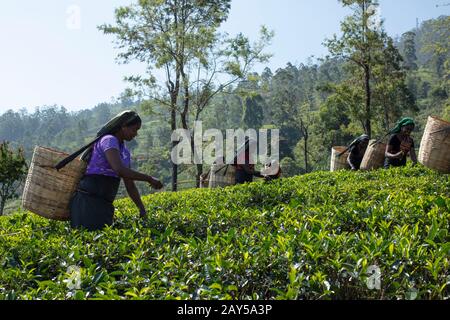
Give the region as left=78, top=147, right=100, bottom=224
left=208, top=164, right=236, bottom=188
left=360, top=139, right=386, bottom=170
left=330, top=146, right=350, bottom=172
left=418, top=116, right=450, bottom=173
left=22, top=146, right=86, bottom=221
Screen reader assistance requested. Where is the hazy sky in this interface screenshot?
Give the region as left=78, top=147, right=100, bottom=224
left=0, top=0, right=448, bottom=113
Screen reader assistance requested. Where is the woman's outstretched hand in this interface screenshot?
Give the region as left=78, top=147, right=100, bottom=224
left=149, top=177, right=163, bottom=190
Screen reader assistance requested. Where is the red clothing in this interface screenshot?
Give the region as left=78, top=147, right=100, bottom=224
left=235, top=149, right=255, bottom=170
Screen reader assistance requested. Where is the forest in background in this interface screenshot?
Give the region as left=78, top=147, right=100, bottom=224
left=0, top=13, right=449, bottom=207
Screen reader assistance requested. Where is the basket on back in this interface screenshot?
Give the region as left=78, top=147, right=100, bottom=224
left=418, top=116, right=450, bottom=174
left=360, top=139, right=386, bottom=170
left=330, top=146, right=350, bottom=171
left=22, top=146, right=86, bottom=221
left=208, top=164, right=236, bottom=188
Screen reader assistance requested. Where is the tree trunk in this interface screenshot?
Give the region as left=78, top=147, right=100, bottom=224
left=361, top=0, right=371, bottom=139
left=0, top=198, right=6, bottom=216
left=304, top=129, right=309, bottom=173
left=170, top=82, right=179, bottom=192
left=300, top=118, right=309, bottom=173
left=171, top=4, right=181, bottom=192
left=181, top=77, right=201, bottom=187
left=195, top=110, right=204, bottom=188
left=364, top=65, right=372, bottom=139
left=181, top=79, right=189, bottom=130
left=196, top=164, right=203, bottom=187
left=171, top=107, right=178, bottom=192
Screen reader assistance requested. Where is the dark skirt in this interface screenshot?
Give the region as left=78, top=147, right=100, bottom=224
left=70, top=174, right=120, bottom=231
left=235, top=168, right=254, bottom=184
left=384, top=156, right=407, bottom=169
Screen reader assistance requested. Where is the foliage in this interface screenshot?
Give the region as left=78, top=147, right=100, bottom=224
left=371, top=37, right=418, bottom=132
left=98, top=0, right=273, bottom=190
left=399, top=31, right=418, bottom=71
left=0, top=16, right=448, bottom=187
left=0, top=142, right=28, bottom=216
left=0, top=166, right=448, bottom=300
left=240, top=94, right=265, bottom=129
left=323, top=0, right=417, bottom=138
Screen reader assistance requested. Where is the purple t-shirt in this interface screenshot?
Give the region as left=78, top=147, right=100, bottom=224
left=85, top=135, right=131, bottom=178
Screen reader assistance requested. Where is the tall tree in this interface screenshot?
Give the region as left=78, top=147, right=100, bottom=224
left=182, top=28, right=273, bottom=186
left=0, top=110, right=24, bottom=142
left=372, top=37, right=418, bottom=132
left=324, top=0, right=386, bottom=138
left=267, top=64, right=303, bottom=158
left=400, top=31, right=418, bottom=70
left=295, top=103, right=310, bottom=173
left=421, top=16, right=450, bottom=98
left=240, top=93, right=265, bottom=129
left=0, top=142, right=27, bottom=216
left=99, top=0, right=232, bottom=191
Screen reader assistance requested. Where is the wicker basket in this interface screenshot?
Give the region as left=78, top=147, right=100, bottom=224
left=360, top=140, right=386, bottom=170
left=22, top=146, right=87, bottom=221
left=208, top=164, right=236, bottom=188
left=330, top=146, right=350, bottom=172
left=418, top=116, right=450, bottom=173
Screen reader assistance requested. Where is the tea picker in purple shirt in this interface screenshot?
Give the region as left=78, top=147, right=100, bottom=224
left=58, top=110, right=163, bottom=231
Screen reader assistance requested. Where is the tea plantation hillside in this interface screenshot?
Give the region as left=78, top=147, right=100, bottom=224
left=0, top=166, right=449, bottom=300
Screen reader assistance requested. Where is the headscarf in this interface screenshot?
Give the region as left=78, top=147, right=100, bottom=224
left=371, top=117, right=416, bottom=146
left=55, top=110, right=140, bottom=170
left=338, top=134, right=369, bottom=157
left=95, top=110, right=140, bottom=137
left=388, top=117, right=415, bottom=134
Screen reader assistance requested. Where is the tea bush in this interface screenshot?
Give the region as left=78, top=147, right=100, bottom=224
left=0, top=165, right=448, bottom=300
